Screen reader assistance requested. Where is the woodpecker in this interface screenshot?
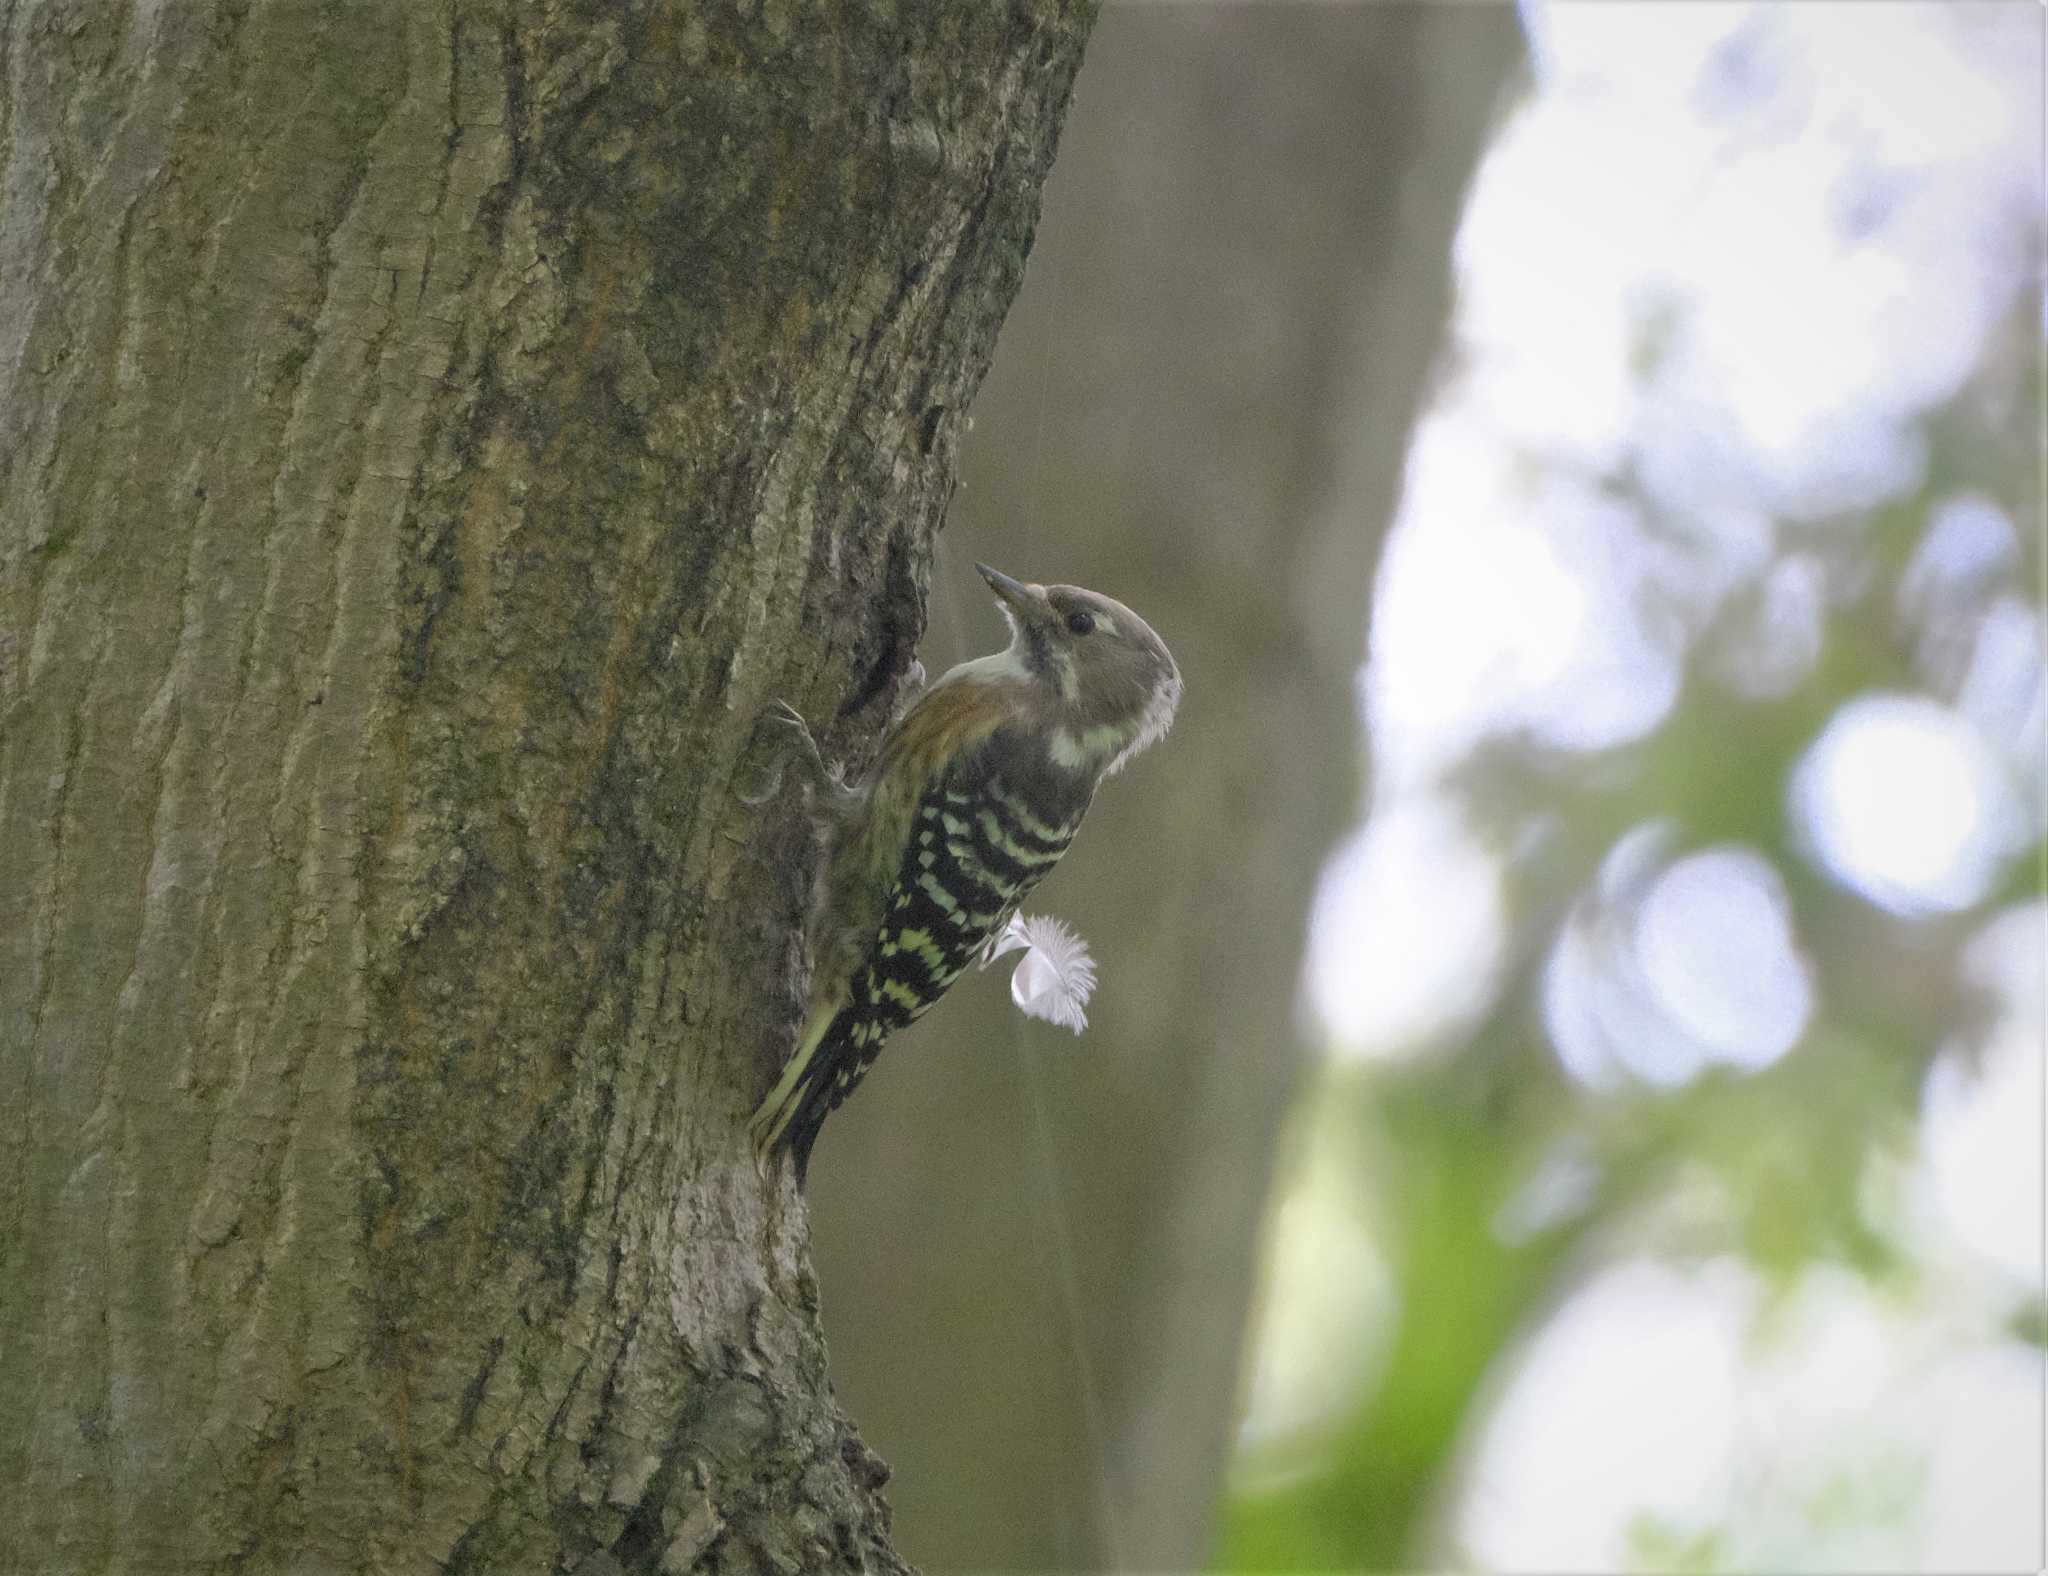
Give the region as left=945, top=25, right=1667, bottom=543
left=750, top=563, right=1181, bottom=1182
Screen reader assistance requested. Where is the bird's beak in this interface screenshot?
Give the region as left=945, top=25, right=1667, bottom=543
left=976, top=563, right=1046, bottom=619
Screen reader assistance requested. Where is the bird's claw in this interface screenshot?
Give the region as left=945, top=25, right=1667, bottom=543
left=740, top=700, right=851, bottom=808
left=739, top=702, right=815, bottom=806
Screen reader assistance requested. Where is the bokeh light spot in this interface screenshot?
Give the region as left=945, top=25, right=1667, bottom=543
left=1635, top=847, right=1812, bottom=1069
left=1791, top=693, right=2021, bottom=917
left=1307, top=802, right=1504, bottom=1058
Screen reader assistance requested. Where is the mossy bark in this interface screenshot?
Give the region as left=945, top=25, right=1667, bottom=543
left=0, top=2, right=1095, bottom=1570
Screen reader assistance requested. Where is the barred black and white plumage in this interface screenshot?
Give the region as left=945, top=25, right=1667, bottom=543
left=749, top=564, right=1180, bottom=1183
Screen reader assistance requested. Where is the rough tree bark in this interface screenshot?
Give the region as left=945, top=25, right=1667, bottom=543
left=0, top=2, right=1095, bottom=1570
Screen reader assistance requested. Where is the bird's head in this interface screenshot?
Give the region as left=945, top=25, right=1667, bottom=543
left=976, top=563, right=1182, bottom=777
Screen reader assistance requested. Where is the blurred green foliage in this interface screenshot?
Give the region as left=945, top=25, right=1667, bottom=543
left=1216, top=280, right=2039, bottom=1570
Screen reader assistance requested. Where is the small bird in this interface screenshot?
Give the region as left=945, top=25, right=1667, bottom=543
left=750, top=563, right=1181, bottom=1182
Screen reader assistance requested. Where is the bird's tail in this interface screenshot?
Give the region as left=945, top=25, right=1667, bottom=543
left=748, top=1001, right=845, bottom=1186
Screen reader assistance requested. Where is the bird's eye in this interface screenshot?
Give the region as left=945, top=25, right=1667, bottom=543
left=1065, top=610, right=1096, bottom=637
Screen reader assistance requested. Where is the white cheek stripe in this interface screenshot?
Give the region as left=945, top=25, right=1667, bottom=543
left=1055, top=651, right=1079, bottom=704
left=1050, top=722, right=1129, bottom=770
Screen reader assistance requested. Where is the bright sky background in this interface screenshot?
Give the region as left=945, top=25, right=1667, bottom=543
left=1249, top=4, right=2045, bottom=1568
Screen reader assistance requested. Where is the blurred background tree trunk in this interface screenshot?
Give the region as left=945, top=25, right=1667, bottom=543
left=0, top=2, right=1094, bottom=1569
left=808, top=5, right=1523, bottom=1570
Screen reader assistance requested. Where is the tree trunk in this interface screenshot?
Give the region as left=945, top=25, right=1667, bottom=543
left=0, top=2, right=1095, bottom=1570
